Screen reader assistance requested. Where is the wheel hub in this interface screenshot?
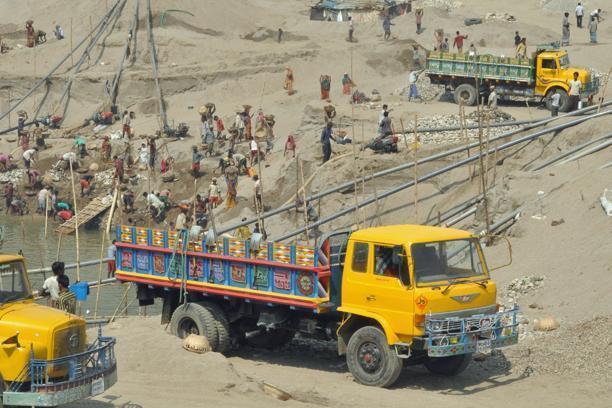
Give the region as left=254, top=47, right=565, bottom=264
left=358, top=342, right=381, bottom=373
left=179, top=318, right=199, bottom=337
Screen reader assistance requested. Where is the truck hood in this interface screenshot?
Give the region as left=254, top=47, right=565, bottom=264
left=0, top=301, right=77, bottom=335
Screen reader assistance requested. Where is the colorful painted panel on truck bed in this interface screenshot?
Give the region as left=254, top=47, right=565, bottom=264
left=114, top=225, right=330, bottom=310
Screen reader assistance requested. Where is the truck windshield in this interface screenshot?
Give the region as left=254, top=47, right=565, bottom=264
left=0, top=261, right=31, bottom=303
left=559, top=55, right=570, bottom=68
left=411, top=239, right=486, bottom=286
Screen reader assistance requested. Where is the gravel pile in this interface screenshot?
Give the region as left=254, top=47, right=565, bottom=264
left=540, top=0, right=578, bottom=12
left=419, top=0, right=463, bottom=11
left=392, top=76, right=446, bottom=102
left=95, top=169, right=115, bottom=187
left=507, top=315, right=612, bottom=381
left=504, top=275, right=546, bottom=304
left=0, top=169, right=25, bottom=184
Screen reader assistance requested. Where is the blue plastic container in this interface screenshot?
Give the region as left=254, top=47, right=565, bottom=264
left=70, top=282, right=90, bottom=301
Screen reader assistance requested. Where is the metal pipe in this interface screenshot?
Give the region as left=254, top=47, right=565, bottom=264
left=146, top=0, right=168, bottom=129
left=28, top=258, right=112, bottom=275
left=555, top=138, right=612, bottom=166
left=109, top=0, right=139, bottom=106
left=273, top=110, right=612, bottom=242
left=218, top=100, right=612, bottom=235
left=0, top=0, right=123, bottom=125
left=57, top=0, right=127, bottom=123
left=531, top=132, right=612, bottom=170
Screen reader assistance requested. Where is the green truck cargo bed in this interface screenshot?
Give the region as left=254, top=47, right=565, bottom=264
left=426, top=52, right=535, bottom=84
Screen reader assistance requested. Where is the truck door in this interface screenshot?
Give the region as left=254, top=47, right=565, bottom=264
left=342, top=242, right=413, bottom=337
left=536, top=57, right=559, bottom=96
left=366, top=244, right=413, bottom=337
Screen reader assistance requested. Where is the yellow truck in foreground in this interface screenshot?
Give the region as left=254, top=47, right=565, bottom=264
left=115, top=224, right=518, bottom=387
left=0, top=254, right=117, bottom=407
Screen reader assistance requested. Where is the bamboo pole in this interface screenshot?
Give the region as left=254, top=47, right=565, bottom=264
left=399, top=119, right=410, bottom=150
left=44, top=195, right=49, bottom=237
left=70, top=18, right=74, bottom=67
left=413, top=114, right=419, bottom=224
left=459, top=101, right=472, bottom=180
left=56, top=233, right=63, bottom=261
left=93, top=231, right=107, bottom=319
left=109, top=284, right=131, bottom=322
left=350, top=48, right=360, bottom=229
left=105, top=187, right=118, bottom=235
left=7, top=89, right=11, bottom=129
left=294, top=158, right=299, bottom=231
left=298, top=157, right=310, bottom=243
left=68, top=160, right=80, bottom=281
left=476, top=90, right=491, bottom=243
left=256, top=140, right=265, bottom=231
left=597, top=67, right=612, bottom=113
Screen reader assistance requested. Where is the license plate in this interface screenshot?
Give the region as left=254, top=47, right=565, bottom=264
left=476, top=339, right=491, bottom=354
left=91, top=377, right=105, bottom=396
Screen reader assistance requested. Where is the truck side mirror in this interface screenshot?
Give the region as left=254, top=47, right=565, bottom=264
left=488, top=236, right=513, bottom=272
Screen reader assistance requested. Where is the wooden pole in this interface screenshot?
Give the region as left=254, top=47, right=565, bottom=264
left=44, top=195, right=49, bottom=238
left=93, top=231, right=106, bottom=319
left=68, top=160, right=81, bottom=281
left=70, top=18, right=74, bottom=67
left=413, top=114, right=419, bottom=224
left=350, top=48, right=360, bottom=229
left=294, top=158, right=299, bottom=231
left=459, top=101, right=472, bottom=180
left=256, top=141, right=265, bottom=231
left=298, top=157, right=310, bottom=243
left=105, top=188, right=118, bottom=235
left=597, top=67, right=612, bottom=113
left=56, top=233, right=63, bottom=261
left=399, top=119, right=410, bottom=150
left=7, top=89, right=11, bottom=129
left=476, top=90, right=491, bottom=243
left=109, top=284, right=131, bottom=322
left=88, top=16, right=93, bottom=65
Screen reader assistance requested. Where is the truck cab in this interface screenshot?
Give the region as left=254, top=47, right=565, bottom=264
left=0, top=254, right=117, bottom=407
left=535, top=49, right=598, bottom=109
left=328, top=225, right=517, bottom=387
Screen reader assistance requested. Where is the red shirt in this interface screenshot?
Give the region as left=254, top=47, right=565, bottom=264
left=216, top=119, right=225, bottom=132
left=58, top=210, right=73, bottom=221
left=454, top=35, right=467, bottom=49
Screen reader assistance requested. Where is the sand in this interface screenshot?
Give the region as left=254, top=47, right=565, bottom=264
left=1, top=0, right=611, bottom=406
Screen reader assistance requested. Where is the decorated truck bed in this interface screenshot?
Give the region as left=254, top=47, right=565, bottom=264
left=114, top=225, right=331, bottom=310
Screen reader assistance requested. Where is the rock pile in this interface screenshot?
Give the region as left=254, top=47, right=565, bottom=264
left=484, top=12, right=516, bottom=22
left=504, top=275, right=545, bottom=303
left=0, top=169, right=25, bottom=184
left=94, top=169, right=115, bottom=187
left=420, top=0, right=463, bottom=11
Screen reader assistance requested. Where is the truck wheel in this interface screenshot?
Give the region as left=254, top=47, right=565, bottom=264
left=346, top=326, right=403, bottom=388
left=545, top=88, right=570, bottom=112
left=198, top=302, right=230, bottom=353
left=170, top=303, right=219, bottom=351
left=246, top=329, right=295, bottom=350
left=423, top=353, right=472, bottom=375
left=454, top=84, right=478, bottom=106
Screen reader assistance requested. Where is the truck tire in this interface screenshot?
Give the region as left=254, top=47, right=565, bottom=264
left=545, top=88, right=571, bottom=112
left=346, top=326, right=403, bottom=388
left=170, top=303, right=219, bottom=351
left=423, top=353, right=472, bottom=375
left=246, top=329, right=295, bottom=350
left=454, top=84, right=478, bottom=106
left=198, top=302, right=230, bottom=353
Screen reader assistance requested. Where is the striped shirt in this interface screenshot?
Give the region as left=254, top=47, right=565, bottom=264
left=58, top=291, right=77, bottom=314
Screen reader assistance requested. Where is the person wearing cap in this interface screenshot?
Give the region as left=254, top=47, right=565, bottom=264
left=487, top=86, right=498, bottom=109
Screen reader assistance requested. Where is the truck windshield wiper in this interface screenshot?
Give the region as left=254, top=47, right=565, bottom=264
left=442, top=279, right=487, bottom=294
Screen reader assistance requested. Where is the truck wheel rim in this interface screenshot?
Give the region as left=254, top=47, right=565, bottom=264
left=358, top=342, right=382, bottom=373
left=179, top=318, right=199, bottom=337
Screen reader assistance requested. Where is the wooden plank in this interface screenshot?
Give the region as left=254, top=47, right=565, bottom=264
left=55, top=197, right=111, bottom=234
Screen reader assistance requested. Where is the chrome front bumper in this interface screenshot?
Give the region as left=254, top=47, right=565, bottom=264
left=422, top=306, right=519, bottom=357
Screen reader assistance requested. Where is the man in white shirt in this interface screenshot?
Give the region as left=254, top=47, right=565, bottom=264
left=250, top=139, right=259, bottom=166
left=575, top=2, right=585, bottom=28
left=37, top=187, right=48, bottom=214
left=22, top=148, right=37, bottom=169
left=550, top=92, right=561, bottom=117
left=487, top=86, right=498, bottom=109
left=590, top=8, right=602, bottom=22
left=235, top=112, right=245, bottom=140
left=143, top=192, right=164, bottom=218
left=175, top=210, right=187, bottom=230
left=568, top=71, right=582, bottom=111
left=41, top=261, right=65, bottom=308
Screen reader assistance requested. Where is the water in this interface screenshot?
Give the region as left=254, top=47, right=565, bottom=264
left=0, top=215, right=159, bottom=317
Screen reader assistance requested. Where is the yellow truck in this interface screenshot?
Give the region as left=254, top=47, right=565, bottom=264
left=115, top=224, right=518, bottom=388
left=426, top=47, right=599, bottom=112
left=0, top=254, right=117, bottom=407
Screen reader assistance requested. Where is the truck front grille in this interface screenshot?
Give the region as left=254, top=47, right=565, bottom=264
left=53, top=325, right=85, bottom=359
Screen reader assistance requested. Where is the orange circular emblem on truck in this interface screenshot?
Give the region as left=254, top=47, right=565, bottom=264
left=416, top=295, right=428, bottom=310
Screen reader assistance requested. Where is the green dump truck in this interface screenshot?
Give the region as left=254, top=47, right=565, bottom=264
left=425, top=48, right=599, bottom=111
